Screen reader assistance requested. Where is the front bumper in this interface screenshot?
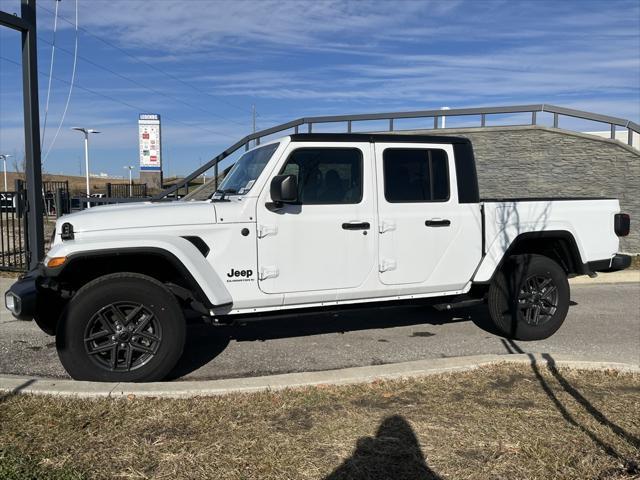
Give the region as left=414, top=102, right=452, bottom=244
left=587, top=254, right=632, bottom=273
left=4, top=270, right=40, bottom=320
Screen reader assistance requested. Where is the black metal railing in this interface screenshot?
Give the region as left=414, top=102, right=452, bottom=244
left=106, top=182, right=148, bottom=198
left=0, top=190, right=27, bottom=271
left=157, top=103, right=639, bottom=200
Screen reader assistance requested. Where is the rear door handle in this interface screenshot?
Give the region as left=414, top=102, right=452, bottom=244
left=342, top=222, right=370, bottom=230
left=425, top=219, right=451, bottom=227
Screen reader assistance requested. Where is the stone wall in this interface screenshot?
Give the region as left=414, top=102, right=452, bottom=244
left=402, top=126, right=639, bottom=253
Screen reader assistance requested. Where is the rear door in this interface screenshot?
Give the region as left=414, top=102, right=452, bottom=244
left=256, top=142, right=376, bottom=302
left=375, top=143, right=482, bottom=293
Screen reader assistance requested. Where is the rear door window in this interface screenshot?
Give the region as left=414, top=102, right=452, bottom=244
left=383, top=148, right=449, bottom=202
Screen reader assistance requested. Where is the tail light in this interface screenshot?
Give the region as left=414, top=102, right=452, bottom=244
left=614, top=213, right=630, bottom=237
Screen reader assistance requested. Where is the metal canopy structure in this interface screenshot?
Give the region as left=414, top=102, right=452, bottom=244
left=156, top=103, right=640, bottom=200
left=0, top=0, right=44, bottom=269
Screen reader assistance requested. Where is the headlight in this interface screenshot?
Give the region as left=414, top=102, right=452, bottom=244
left=5, top=292, right=20, bottom=315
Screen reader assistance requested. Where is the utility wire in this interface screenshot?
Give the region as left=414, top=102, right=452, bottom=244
left=0, top=55, right=237, bottom=140
left=38, top=3, right=253, bottom=116
left=41, top=0, right=60, bottom=149
left=43, top=0, right=78, bottom=163
left=38, top=37, right=246, bottom=127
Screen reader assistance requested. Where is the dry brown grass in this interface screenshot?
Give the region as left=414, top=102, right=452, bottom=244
left=1, top=363, right=639, bottom=480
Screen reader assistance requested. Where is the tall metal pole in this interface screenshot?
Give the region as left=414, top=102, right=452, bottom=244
left=21, top=0, right=45, bottom=268
left=252, top=105, right=256, bottom=133
left=252, top=104, right=256, bottom=147
left=0, top=154, right=11, bottom=191
left=84, top=132, right=90, bottom=197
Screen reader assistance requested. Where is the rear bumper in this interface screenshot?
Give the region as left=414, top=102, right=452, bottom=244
left=4, top=270, right=40, bottom=320
left=587, top=254, right=632, bottom=273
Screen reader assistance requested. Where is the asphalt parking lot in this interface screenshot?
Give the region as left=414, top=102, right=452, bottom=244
left=1, top=279, right=638, bottom=381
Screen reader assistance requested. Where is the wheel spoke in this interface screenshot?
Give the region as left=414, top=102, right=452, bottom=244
left=131, top=343, right=155, bottom=355
left=531, top=305, right=541, bottom=325
left=538, top=277, right=552, bottom=290
left=124, top=344, right=133, bottom=371
left=109, top=304, right=129, bottom=326
left=110, top=344, right=118, bottom=369
left=87, top=341, right=117, bottom=355
left=137, top=331, right=160, bottom=342
left=133, top=314, right=154, bottom=334
left=540, top=285, right=557, bottom=301
left=539, top=304, right=555, bottom=315
left=125, top=305, right=144, bottom=324
left=85, top=330, right=111, bottom=342
left=540, top=297, right=556, bottom=309
left=96, top=312, right=116, bottom=334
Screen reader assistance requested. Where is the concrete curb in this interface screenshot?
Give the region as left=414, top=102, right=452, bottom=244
left=0, top=354, right=637, bottom=399
left=569, top=270, right=639, bottom=285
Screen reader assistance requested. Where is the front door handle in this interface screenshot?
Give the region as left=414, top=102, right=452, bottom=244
left=342, top=222, right=370, bottom=230
left=425, top=219, right=451, bottom=227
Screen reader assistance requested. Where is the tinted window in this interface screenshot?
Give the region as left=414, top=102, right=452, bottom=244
left=282, top=148, right=363, bottom=204
left=383, top=148, right=449, bottom=202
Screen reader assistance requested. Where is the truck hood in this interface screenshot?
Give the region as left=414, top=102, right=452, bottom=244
left=59, top=201, right=217, bottom=233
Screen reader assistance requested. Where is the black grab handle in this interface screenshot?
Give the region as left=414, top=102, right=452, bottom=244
left=425, top=219, right=451, bottom=227
left=342, top=222, right=371, bottom=230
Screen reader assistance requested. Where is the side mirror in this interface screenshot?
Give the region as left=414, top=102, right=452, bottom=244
left=270, top=174, right=298, bottom=204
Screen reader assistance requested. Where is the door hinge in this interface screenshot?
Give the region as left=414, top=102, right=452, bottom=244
left=259, top=266, right=279, bottom=281
left=379, top=220, right=396, bottom=234
left=257, top=224, right=278, bottom=238
left=379, top=259, right=397, bottom=273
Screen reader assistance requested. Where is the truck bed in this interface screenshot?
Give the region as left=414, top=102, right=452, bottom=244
left=473, top=198, right=620, bottom=282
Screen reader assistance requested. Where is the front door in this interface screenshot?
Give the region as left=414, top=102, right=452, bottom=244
left=375, top=143, right=482, bottom=293
left=256, top=143, right=376, bottom=301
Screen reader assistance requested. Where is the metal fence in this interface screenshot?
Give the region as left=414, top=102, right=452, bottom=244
left=157, top=103, right=640, bottom=200
left=106, top=182, right=148, bottom=198
left=0, top=190, right=27, bottom=271
left=43, top=180, right=69, bottom=216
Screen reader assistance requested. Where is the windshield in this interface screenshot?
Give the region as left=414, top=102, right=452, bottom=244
left=215, top=143, right=279, bottom=196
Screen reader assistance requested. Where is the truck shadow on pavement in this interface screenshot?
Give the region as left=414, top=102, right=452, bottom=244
left=169, top=303, right=495, bottom=380
left=324, top=414, right=442, bottom=480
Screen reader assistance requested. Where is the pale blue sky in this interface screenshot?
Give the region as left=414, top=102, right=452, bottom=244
left=0, top=0, right=639, bottom=178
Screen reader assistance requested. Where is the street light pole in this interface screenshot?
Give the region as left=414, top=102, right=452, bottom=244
left=124, top=165, right=134, bottom=197
left=72, top=127, right=100, bottom=206
left=0, top=154, right=12, bottom=191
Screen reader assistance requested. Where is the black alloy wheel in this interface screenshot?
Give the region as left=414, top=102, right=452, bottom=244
left=517, top=275, right=559, bottom=326
left=84, top=302, right=162, bottom=372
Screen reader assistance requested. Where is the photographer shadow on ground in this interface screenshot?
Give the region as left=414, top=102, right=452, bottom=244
left=325, top=414, right=442, bottom=480
left=325, top=415, right=441, bottom=480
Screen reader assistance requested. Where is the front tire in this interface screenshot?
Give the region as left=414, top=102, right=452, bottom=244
left=488, top=254, right=570, bottom=340
left=56, top=273, right=185, bottom=382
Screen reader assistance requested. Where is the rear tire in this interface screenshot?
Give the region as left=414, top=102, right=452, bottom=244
left=488, top=254, right=569, bottom=340
left=56, top=273, right=185, bottom=382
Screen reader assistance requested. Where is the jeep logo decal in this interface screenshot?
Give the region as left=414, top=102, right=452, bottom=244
left=227, top=268, right=253, bottom=278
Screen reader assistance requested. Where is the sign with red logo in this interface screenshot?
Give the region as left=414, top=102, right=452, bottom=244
left=138, top=114, right=162, bottom=171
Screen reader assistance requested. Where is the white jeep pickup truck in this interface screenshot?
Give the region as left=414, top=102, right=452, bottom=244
left=6, top=134, right=631, bottom=382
